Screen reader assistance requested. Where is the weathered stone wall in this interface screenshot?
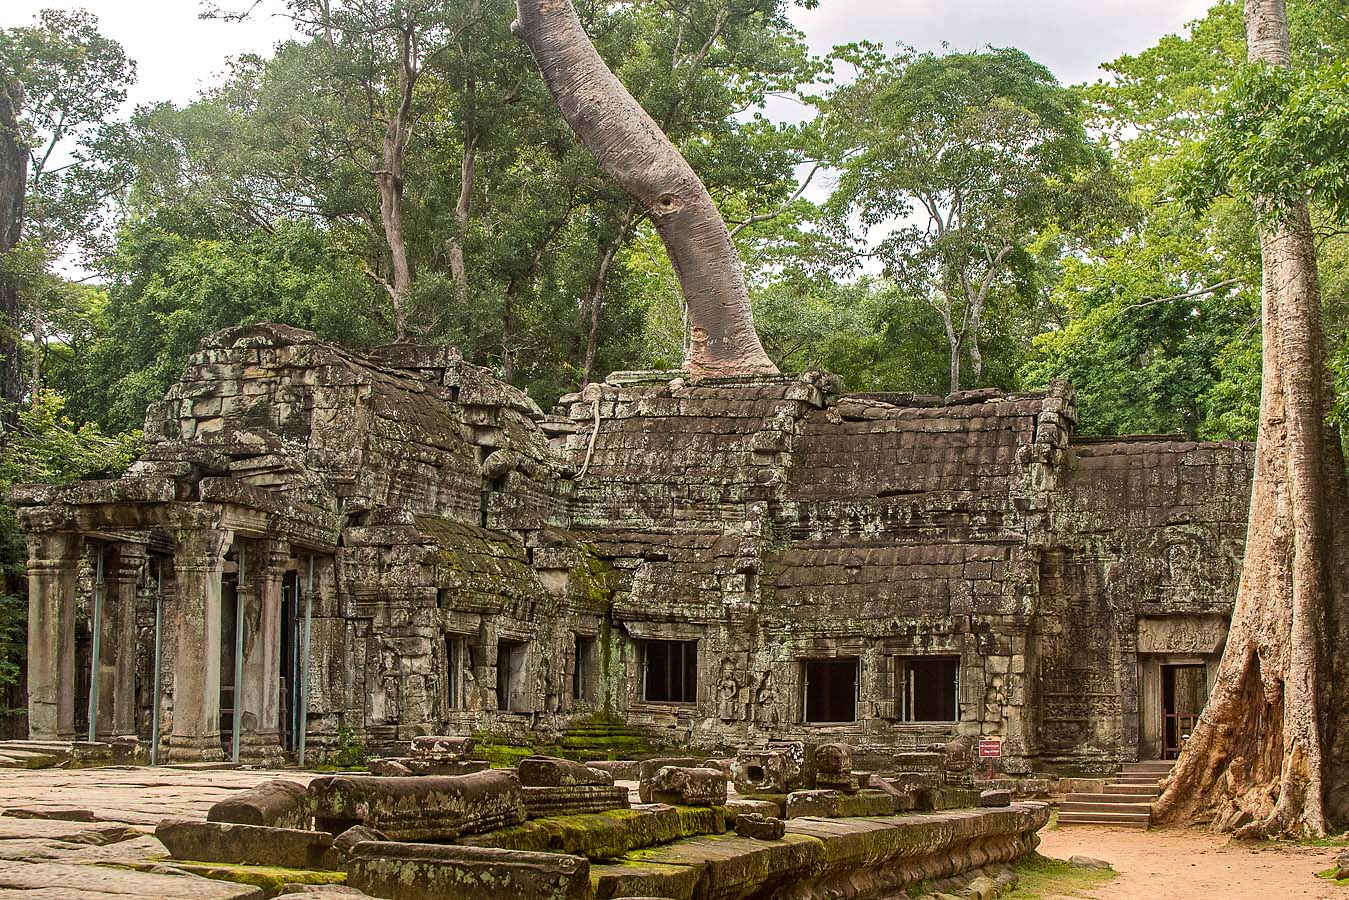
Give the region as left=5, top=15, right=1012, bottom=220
left=15, top=326, right=1254, bottom=773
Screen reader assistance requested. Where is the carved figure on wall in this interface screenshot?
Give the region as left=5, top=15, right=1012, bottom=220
left=755, top=669, right=780, bottom=727
left=983, top=674, right=1006, bottom=732
left=717, top=658, right=742, bottom=722
left=535, top=653, right=555, bottom=714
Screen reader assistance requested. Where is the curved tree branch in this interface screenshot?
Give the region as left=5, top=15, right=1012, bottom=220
left=512, top=0, right=777, bottom=379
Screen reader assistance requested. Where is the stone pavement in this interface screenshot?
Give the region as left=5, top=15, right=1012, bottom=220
left=0, top=765, right=313, bottom=898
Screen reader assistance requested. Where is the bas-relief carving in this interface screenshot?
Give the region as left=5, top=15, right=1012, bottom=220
left=1136, top=616, right=1228, bottom=655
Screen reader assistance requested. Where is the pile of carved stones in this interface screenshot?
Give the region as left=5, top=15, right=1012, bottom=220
left=153, top=736, right=1046, bottom=900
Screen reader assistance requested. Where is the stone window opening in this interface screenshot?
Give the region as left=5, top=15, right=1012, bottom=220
left=444, top=634, right=467, bottom=712
left=496, top=639, right=529, bottom=712
left=898, top=656, right=960, bottom=722
left=573, top=634, right=597, bottom=702
left=641, top=639, right=698, bottom=704
left=802, top=658, right=859, bottom=724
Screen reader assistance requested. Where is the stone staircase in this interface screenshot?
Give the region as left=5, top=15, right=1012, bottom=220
left=1057, top=760, right=1173, bottom=828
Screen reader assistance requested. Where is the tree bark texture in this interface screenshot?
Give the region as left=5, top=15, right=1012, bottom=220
left=513, top=0, right=777, bottom=379
left=1153, top=0, right=1349, bottom=837
left=375, top=23, right=417, bottom=342
left=0, top=79, right=25, bottom=421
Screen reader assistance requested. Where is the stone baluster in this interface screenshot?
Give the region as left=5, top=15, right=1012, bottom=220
left=238, top=539, right=289, bottom=764
left=25, top=531, right=82, bottom=740
left=168, top=527, right=233, bottom=762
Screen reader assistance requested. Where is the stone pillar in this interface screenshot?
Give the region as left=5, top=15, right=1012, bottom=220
left=104, top=543, right=146, bottom=739
left=168, top=527, right=233, bottom=762
left=238, top=539, right=288, bottom=765
left=25, top=532, right=82, bottom=740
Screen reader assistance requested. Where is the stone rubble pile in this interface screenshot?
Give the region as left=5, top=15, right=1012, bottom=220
left=149, top=739, right=1048, bottom=900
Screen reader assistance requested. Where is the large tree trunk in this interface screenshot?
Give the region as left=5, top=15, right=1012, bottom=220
left=447, top=79, right=476, bottom=308
left=0, top=79, right=25, bottom=423
left=513, top=0, right=777, bottom=379
left=375, top=24, right=417, bottom=342
left=1152, top=0, right=1349, bottom=838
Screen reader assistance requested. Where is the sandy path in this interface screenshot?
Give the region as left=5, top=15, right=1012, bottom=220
left=1037, top=825, right=1344, bottom=900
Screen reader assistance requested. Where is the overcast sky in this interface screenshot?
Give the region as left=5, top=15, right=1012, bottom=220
left=3, top=0, right=1217, bottom=113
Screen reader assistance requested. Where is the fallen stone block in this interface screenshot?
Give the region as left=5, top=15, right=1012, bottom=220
left=813, top=743, right=858, bottom=792
left=523, top=784, right=630, bottom=818
left=458, top=803, right=724, bottom=860
left=348, top=840, right=590, bottom=900
left=519, top=755, right=615, bottom=787
left=2, top=807, right=97, bottom=822
left=208, top=779, right=310, bottom=829
left=333, top=825, right=388, bottom=856
left=630, top=831, right=824, bottom=900
left=724, top=798, right=782, bottom=822
left=784, top=789, right=897, bottom=819
left=965, top=874, right=998, bottom=900
left=156, top=818, right=335, bottom=869
left=1070, top=854, right=1112, bottom=869
left=368, top=759, right=413, bottom=777
left=308, top=769, right=525, bottom=840
left=411, top=735, right=475, bottom=759
left=590, top=860, right=701, bottom=900
left=735, top=813, right=785, bottom=841
left=730, top=749, right=795, bottom=796
left=585, top=760, right=640, bottom=781
left=979, top=789, right=1011, bottom=808
left=637, top=757, right=704, bottom=782
left=643, top=767, right=727, bottom=807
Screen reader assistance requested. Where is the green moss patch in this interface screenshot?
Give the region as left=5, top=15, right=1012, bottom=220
left=1317, top=866, right=1349, bottom=886
left=1002, top=853, right=1117, bottom=899
left=161, top=861, right=345, bottom=898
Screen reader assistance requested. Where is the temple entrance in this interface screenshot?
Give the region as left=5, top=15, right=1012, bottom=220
left=1162, top=664, right=1207, bottom=760
left=219, top=573, right=239, bottom=756
left=280, top=571, right=301, bottom=752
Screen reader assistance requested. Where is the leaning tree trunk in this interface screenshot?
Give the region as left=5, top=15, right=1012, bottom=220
left=512, top=0, right=777, bottom=379
left=0, top=79, right=25, bottom=423
left=1152, top=0, right=1349, bottom=838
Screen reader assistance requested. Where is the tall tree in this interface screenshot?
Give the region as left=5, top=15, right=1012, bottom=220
left=1154, top=0, right=1349, bottom=837
left=0, top=9, right=135, bottom=398
left=0, top=79, right=25, bottom=421
left=820, top=45, right=1113, bottom=393
left=515, top=0, right=805, bottom=378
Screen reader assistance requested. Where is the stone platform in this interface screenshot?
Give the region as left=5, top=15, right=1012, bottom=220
left=0, top=765, right=1049, bottom=900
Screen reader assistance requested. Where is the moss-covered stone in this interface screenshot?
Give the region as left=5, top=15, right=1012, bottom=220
left=165, top=861, right=345, bottom=899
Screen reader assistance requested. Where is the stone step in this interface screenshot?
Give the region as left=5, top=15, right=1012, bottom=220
left=1061, top=799, right=1152, bottom=815
left=1104, top=783, right=1162, bottom=796
left=1121, top=761, right=1175, bottom=775
left=1111, top=774, right=1165, bottom=785
left=1057, top=810, right=1151, bottom=828
left=1063, top=793, right=1154, bottom=806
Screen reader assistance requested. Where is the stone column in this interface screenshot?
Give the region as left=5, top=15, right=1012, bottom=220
left=104, top=543, right=146, bottom=739
left=168, top=527, right=232, bottom=762
left=25, top=532, right=82, bottom=740
left=238, top=539, right=288, bottom=765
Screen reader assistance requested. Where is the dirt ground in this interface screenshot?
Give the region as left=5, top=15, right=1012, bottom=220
left=1037, top=824, right=1345, bottom=899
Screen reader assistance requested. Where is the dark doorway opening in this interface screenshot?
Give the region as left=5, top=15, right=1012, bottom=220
left=803, top=658, right=858, bottom=723
left=497, top=640, right=528, bottom=711
left=280, top=571, right=300, bottom=751
left=898, top=656, right=960, bottom=722
left=219, top=573, right=239, bottom=755
left=642, top=640, right=698, bottom=703
left=1162, top=664, right=1207, bottom=759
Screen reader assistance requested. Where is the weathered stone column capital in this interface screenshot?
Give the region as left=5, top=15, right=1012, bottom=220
left=173, top=527, right=234, bottom=572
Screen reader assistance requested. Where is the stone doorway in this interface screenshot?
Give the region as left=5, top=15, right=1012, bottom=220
left=802, top=658, right=858, bottom=724
left=219, top=573, right=239, bottom=757
left=1162, top=664, right=1207, bottom=760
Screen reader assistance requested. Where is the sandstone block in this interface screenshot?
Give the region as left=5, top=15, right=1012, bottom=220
left=518, top=755, right=614, bottom=787
left=642, top=767, right=727, bottom=807
left=411, top=735, right=475, bottom=760
left=735, top=813, right=786, bottom=841
left=308, top=770, right=525, bottom=840
left=155, top=818, right=334, bottom=869
left=347, top=841, right=590, bottom=900
left=522, top=784, right=630, bottom=818
left=368, top=759, right=413, bottom=777
left=979, top=789, right=1011, bottom=808
left=333, top=825, right=388, bottom=856
left=784, top=789, right=897, bottom=819
left=207, top=779, right=311, bottom=830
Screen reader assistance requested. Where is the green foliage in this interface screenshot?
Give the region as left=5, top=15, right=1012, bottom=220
left=0, top=391, right=141, bottom=687
left=1003, top=853, right=1117, bottom=900
left=819, top=43, right=1119, bottom=392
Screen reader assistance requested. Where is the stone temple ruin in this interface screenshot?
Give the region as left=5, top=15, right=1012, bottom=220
left=16, top=323, right=1252, bottom=774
